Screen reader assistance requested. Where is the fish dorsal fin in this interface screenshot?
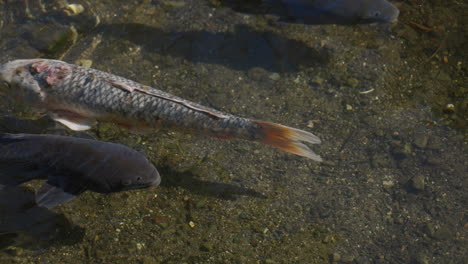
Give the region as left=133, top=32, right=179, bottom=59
left=35, top=182, right=77, bottom=208
left=108, top=80, right=229, bottom=119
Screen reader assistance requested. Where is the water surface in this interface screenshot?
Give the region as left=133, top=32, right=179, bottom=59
left=0, top=0, right=466, bottom=263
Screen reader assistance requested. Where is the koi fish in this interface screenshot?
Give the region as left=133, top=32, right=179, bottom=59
left=0, top=133, right=160, bottom=208
left=0, top=59, right=322, bottom=161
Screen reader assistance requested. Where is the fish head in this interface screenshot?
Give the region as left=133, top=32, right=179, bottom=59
left=0, top=59, right=46, bottom=105
left=360, top=0, right=399, bottom=23
left=87, top=147, right=161, bottom=193
left=117, top=159, right=161, bottom=191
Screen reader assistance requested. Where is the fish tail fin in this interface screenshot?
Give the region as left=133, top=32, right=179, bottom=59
left=254, top=121, right=323, bottom=162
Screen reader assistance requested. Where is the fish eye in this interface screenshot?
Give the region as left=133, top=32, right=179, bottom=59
left=136, top=176, right=142, bottom=182
left=373, top=11, right=381, bottom=17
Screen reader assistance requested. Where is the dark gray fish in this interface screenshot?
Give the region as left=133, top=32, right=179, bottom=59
left=0, top=59, right=322, bottom=161
left=0, top=133, right=160, bottom=208
left=267, top=0, right=399, bottom=24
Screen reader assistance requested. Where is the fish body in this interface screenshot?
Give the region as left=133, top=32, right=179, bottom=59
left=0, top=59, right=322, bottom=161
left=270, top=0, right=399, bottom=24
left=0, top=133, right=160, bottom=207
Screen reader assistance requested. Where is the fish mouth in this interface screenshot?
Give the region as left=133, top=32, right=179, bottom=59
left=150, top=175, right=161, bottom=187
left=123, top=176, right=161, bottom=191
left=0, top=59, right=44, bottom=82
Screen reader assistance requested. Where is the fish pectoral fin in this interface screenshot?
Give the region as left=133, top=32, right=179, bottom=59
left=35, top=183, right=77, bottom=208
left=50, top=110, right=95, bottom=131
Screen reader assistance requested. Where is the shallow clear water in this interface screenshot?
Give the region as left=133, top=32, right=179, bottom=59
left=0, top=0, right=466, bottom=263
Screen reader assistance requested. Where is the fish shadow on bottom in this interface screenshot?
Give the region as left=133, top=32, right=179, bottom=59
left=96, top=23, right=329, bottom=73
left=0, top=116, right=54, bottom=135
left=0, top=185, right=84, bottom=251
left=159, top=165, right=266, bottom=200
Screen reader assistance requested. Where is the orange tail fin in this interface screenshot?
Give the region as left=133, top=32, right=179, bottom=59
left=254, top=121, right=322, bottom=162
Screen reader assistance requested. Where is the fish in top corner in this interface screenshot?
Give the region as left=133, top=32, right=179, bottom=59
left=0, top=59, right=322, bottom=161
left=0, top=133, right=160, bottom=208
left=265, top=0, right=400, bottom=24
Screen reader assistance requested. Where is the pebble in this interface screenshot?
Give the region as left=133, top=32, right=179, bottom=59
left=331, top=252, right=341, bottom=262
left=409, top=175, right=425, bottom=191
left=414, top=253, right=430, bottom=264
left=247, top=67, right=268, bottom=81
left=414, top=134, right=428, bottom=148
left=76, top=59, right=93, bottom=68
left=347, top=77, right=359, bottom=88
left=269, top=73, right=281, bottom=81
left=311, top=76, right=324, bottom=85
left=200, top=242, right=213, bottom=251
left=433, top=225, right=453, bottom=240
left=382, top=180, right=394, bottom=188
left=136, top=242, right=144, bottom=250
left=64, top=4, right=85, bottom=16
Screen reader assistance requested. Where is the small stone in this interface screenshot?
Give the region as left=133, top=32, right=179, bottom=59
left=76, top=59, right=93, bottom=68
left=403, top=143, right=412, bottom=153
left=136, top=242, right=144, bottom=250
left=311, top=76, right=324, bottom=85
left=436, top=71, right=451, bottom=81
left=323, top=235, right=335, bottom=243
left=6, top=247, right=23, bottom=256
left=346, top=104, right=353, bottom=111
left=163, top=0, right=186, bottom=8
left=433, top=226, right=453, bottom=240
left=331, top=252, right=341, bottom=262
left=195, top=200, right=206, bottom=208
left=414, top=253, right=430, bottom=264
left=371, top=153, right=392, bottom=168
left=200, top=242, right=213, bottom=251
left=382, top=180, right=394, bottom=188
left=342, top=255, right=355, bottom=263
left=414, top=134, right=428, bottom=148
left=269, top=73, right=281, bottom=81
left=188, top=221, right=195, bottom=228
left=445, top=103, right=455, bottom=112
left=248, top=67, right=268, bottom=81
left=63, top=4, right=85, bottom=16
left=392, top=146, right=408, bottom=160
left=346, top=77, right=359, bottom=88
left=409, top=175, right=425, bottom=191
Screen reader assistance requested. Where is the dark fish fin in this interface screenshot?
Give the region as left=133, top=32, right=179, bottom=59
left=254, top=121, right=323, bottom=161
left=50, top=110, right=95, bottom=131
left=0, top=133, right=26, bottom=143
left=35, top=183, right=77, bottom=208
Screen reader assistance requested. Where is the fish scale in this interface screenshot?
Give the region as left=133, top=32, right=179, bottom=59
left=0, top=59, right=323, bottom=161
